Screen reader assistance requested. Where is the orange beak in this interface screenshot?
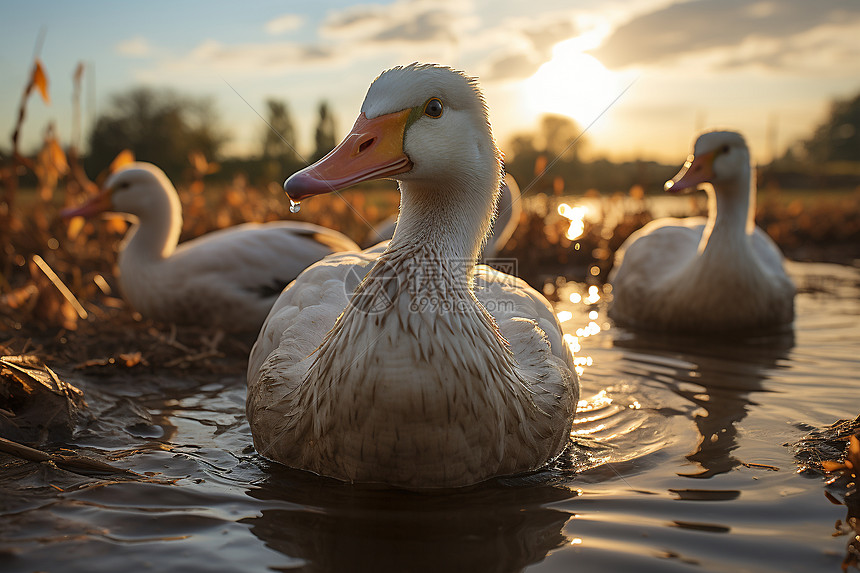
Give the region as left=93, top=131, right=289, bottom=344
left=284, top=109, right=413, bottom=201
left=664, top=150, right=716, bottom=194
left=60, top=187, right=114, bottom=219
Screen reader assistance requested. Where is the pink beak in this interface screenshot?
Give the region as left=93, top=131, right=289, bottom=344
left=664, top=150, right=716, bottom=194
left=60, top=188, right=114, bottom=219
left=284, top=108, right=413, bottom=202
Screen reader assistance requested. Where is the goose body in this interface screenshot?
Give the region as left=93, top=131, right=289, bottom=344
left=61, top=163, right=359, bottom=336
left=248, top=64, right=578, bottom=488
left=608, top=131, right=795, bottom=332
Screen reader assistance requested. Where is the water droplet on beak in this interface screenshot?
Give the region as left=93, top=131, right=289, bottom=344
left=289, top=199, right=301, bottom=213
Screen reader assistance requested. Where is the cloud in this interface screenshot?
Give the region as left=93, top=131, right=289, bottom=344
left=321, top=0, right=470, bottom=45
left=134, top=39, right=341, bottom=82
left=373, top=10, right=457, bottom=43
left=137, top=0, right=575, bottom=84
left=116, top=36, right=152, bottom=58
left=592, top=0, right=860, bottom=69
left=521, top=19, right=580, bottom=56
left=195, top=39, right=334, bottom=65
left=715, top=23, right=860, bottom=72
left=485, top=53, right=542, bottom=82
left=190, top=40, right=337, bottom=70
left=265, top=14, right=305, bottom=35
left=133, top=0, right=475, bottom=82
left=483, top=16, right=580, bottom=81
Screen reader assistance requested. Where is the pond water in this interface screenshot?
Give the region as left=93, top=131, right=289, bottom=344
left=2, top=261, right=859, bottom=572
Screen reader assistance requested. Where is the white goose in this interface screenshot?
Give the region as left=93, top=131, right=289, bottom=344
left=608, top=131, right=795, bottom=332
left=247, top=64, right=578, bottom=488
left=61, top=162, right=359, bottom=337
left=363, top=172, right=522, bottom=258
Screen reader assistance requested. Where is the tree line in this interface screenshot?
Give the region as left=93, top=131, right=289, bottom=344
left=83, top=87, right=338, bottom=185
left=81, top=85, right=860, bottom=191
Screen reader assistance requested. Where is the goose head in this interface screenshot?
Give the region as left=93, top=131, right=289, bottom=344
left=285, top=63, right=501, bottom=209
left=61, top=162, right=180, bottom=222
left=665, top=131, right=751, bottom=194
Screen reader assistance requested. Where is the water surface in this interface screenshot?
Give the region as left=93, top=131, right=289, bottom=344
left=1, top=262, right=858, bottom=572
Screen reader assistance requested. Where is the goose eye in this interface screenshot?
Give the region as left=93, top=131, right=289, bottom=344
left=719, top=145, right=730, bottom=155
left=423, top=98, right=443, bottom=118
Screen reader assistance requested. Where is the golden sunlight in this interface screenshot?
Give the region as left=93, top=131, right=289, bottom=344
left=524, top=38, right=618, bottom=126
left=557, top=203, right=589, bottom=240
left=584, top=285, right=601, bottom=305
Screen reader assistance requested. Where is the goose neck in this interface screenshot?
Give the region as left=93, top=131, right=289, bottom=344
left=388, top=175, right=498, bottom=270
left=700, top=164, right=756, bottom=253
left=120, top=199, right=182, bottom=264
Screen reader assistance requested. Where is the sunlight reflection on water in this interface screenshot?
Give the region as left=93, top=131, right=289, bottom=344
left=557, top=203, right=588, bottom=241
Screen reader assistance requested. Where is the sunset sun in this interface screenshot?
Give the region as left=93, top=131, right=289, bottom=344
left=523, top=38, right=619, bottom=126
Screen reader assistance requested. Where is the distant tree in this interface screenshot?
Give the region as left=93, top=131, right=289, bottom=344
left=312, top=101, right=337, bottom=162
left=803, top=91, right=860, bottom=163
left=86, top=87, right=227, bottom=181
left=504, top=114, right=588, bottom=192
left=260, top=99, right=301, bottom=183
left=261, top=99, right=299, bottom=163
left=505, top=134, right=540, bottom=183
left=508, top=134, right=538, bottom=159
left=539, top=114, right=585, bottom=161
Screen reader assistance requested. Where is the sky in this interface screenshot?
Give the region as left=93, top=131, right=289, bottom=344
left=2, top=0, right=860, bottom=166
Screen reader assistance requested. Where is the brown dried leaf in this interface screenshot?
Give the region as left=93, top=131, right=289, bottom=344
left=0, top=355, right=87, bottom=444
left=109, top=149, right=135, bottom=173
left=119, top=352, right=145, bottom=367
left=102, top=296, right=126, bottom=309
left=847, top=434, right=859, bottom=472
left=189, top=150, right=203, bottom=172
left=0, top=284, right=38, bottom=310
left=73, top=357, right=114, bottom=369
left=104, top=215, right=129, bottom=235
left=823, top=460, right=848, bottom=473
left=47, top=137, right=69, bottom=174
left=31, top=59, right=50, bottom=104
left=821, top=435, right=860, bottom=476
left=66, top=215, right=86, bottom=240
left=188, top=151, right=219, bottom=175
left=73, top=352, right=147, bottom=370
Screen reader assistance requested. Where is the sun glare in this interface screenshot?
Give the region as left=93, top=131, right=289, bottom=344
left=524, top=38, right=618, bottom=126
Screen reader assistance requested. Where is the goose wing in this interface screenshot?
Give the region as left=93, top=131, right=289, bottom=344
left=473, top=264, right=579, bottom=417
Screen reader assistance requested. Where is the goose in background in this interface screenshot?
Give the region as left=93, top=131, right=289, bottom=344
left=247, top=63, right=578, bottom=488
left=61, top=162, right=359, bottom=337
left=608, top=131, right=794, bottom=333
